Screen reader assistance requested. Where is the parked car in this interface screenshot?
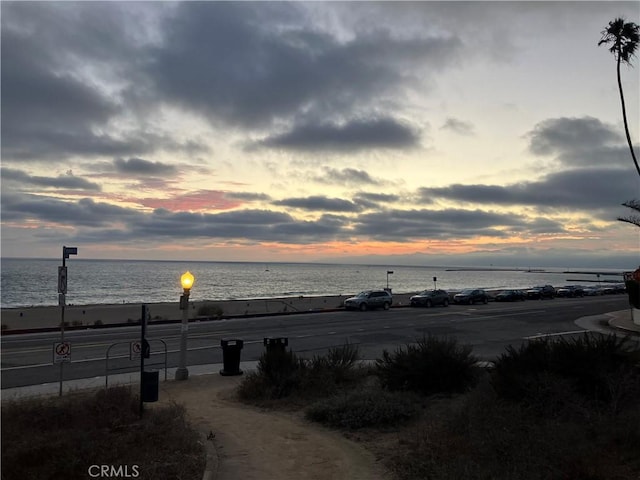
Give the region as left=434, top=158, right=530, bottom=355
left=494, top=289, right=526, bottom=302
left=526, top=285, right=556, bottom=299
left=410, top=289, right=450, bottom=307
left=344, top=290, right=393, bottom=311
left=599, top=285, right=617, bottom=295
left=453, top=289, right=489, bottom=305
left=555, top=285, right=584, bottom=298
left=582, top=286, right=602, bottom=296
left=612, top=283, right=627, bottom=294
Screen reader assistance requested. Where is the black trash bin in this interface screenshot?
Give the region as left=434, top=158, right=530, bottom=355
left=263, top=337, right=288, bottom=352
left=141, top=370, right=159, bottom=402
left=220, top=339, right=244, bottom=376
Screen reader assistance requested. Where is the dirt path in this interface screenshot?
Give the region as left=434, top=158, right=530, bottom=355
left=158, top=375, right=390, bottom=480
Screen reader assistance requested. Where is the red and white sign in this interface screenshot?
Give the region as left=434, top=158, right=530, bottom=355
left=53, top=342, right=71, bottom=363
left=130, top=341, right=141, bottom=360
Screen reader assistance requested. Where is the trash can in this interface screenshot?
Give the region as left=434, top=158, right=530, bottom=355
left=141, top=370, right=159, bottom=402
left=220, top=339, right=244, bottom=376
left=263, top=337, right=288, bottom=352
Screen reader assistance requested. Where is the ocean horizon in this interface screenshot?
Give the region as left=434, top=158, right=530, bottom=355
left=0, top=258, right=626, bottom=308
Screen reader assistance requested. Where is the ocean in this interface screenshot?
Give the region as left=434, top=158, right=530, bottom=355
left=0, top=258, right=626, bottom=308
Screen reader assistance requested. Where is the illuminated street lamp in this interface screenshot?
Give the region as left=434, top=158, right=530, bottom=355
left=175, top=271, right=194, bottom=381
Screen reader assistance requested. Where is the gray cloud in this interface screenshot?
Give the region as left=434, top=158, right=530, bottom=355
left=273, top=196, right=361, bottom=213
left=144, top=2, right=461, bottom=128
left=419, top=167, right=638, bottom=218
left=1, top=168, right=101, bottom=191
left=527, top=116, right=631, bottom=167
left=1, top=2, right=460, bottom=162
left=351, top=208, right=567, bottom=241
left=114, top=158, right=177, bottom=175
left=226, top=192, right=272, bottom=202
left=313, top=167, right=383, bottom=186
left=255, top=117, right=420, bottom=152
left=355, top=192, right=402, bottom=203
left=440, top=117, right=475, bottom=136
left=1, top=193, right=139, bottom=227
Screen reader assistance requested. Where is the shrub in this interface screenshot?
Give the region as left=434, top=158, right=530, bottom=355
left=71, top=320, right=83, bottom=327
left=308, top=343, right=361, bottom=384
left=1, top=323, right=8, bottom=330
left=238, top=343, right=364, bottom=402
left=93, top=319, right=103, bottom=326
left=256, top=347, right=307, bottom=399
left=375, top=335, right=478, bottom=396
left=305, top=389, right=418, bottom=429
left=197, top=303, right=224, bottom=318
left=491, top=333, right=640, bottom=412
left=388, top=377, right=640, bottom=480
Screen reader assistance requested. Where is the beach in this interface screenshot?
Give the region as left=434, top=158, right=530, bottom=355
left=0, top=293, right=417, bottom=332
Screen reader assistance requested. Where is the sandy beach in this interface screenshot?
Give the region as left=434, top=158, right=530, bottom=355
left=0, top=293, right=417, bottom=332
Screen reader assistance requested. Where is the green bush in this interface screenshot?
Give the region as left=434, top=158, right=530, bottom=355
left=375, top=335, right=478, bottom=396
left=491, top=333, right=640, bottom=411
left=305, top=389, right=418, bottom=429
left=197, top=303, right=224, bottom=318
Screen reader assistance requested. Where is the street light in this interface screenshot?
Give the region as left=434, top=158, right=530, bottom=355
left=386, top=270, right=394, bottom=291
left=175, top=271, right=194, bottom=381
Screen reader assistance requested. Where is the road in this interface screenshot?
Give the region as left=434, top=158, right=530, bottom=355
left=0, top=295, right=631, bottom=388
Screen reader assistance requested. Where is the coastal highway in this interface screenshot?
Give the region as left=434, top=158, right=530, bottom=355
left=1, top=295, right=632, bottom=389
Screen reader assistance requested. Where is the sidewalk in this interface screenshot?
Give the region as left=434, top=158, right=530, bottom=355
left=605, top=308, right=640, bottom=335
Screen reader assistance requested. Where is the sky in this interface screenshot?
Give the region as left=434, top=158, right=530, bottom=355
left=1, top=1, right=639, bottom=269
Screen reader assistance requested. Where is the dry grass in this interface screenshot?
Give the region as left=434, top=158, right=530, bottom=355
left=1, top=386, right=205, bottom=480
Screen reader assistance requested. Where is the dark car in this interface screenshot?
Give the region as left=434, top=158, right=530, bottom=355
left=555, top=285, right=584, bottom=297
left=410, top=289, right=450, bottom=307
left=582, top=286, right=602, bottom=296
left=526, top=285, right=556, bottom=299
left=343, top=290, right=393, bottom=311
left=494, top=289, right=526, bottom=302
left=453, top=289, right=489, bottom=305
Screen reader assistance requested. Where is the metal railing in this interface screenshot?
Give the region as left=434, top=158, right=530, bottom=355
left=105, top=339, right=167, bottom=388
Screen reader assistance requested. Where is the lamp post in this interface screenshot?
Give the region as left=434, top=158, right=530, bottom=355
left=386, top=270, right=394, bottom=292
left=175, top=271, right=194, bottom=381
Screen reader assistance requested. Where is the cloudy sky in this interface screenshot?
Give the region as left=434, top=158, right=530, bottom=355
left=1, top=1, right=639, bottom=268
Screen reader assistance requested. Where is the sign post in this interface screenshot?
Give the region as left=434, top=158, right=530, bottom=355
left=58, top=246, right=77, bottom=396
left=139, top=304, right=150, bottom=417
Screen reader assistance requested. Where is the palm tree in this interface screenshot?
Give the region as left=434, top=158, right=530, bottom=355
left=618, top=199, right=640, bottom=227
left=598, top=17, right=640, bottom=177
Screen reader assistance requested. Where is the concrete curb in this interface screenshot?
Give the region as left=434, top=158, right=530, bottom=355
left=607, top=316, right=640, bottom=336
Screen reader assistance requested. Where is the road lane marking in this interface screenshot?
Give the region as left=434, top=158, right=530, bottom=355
left=1, top=340, right=267, bottom=371
left=524, top=330, right=587, bottom=340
